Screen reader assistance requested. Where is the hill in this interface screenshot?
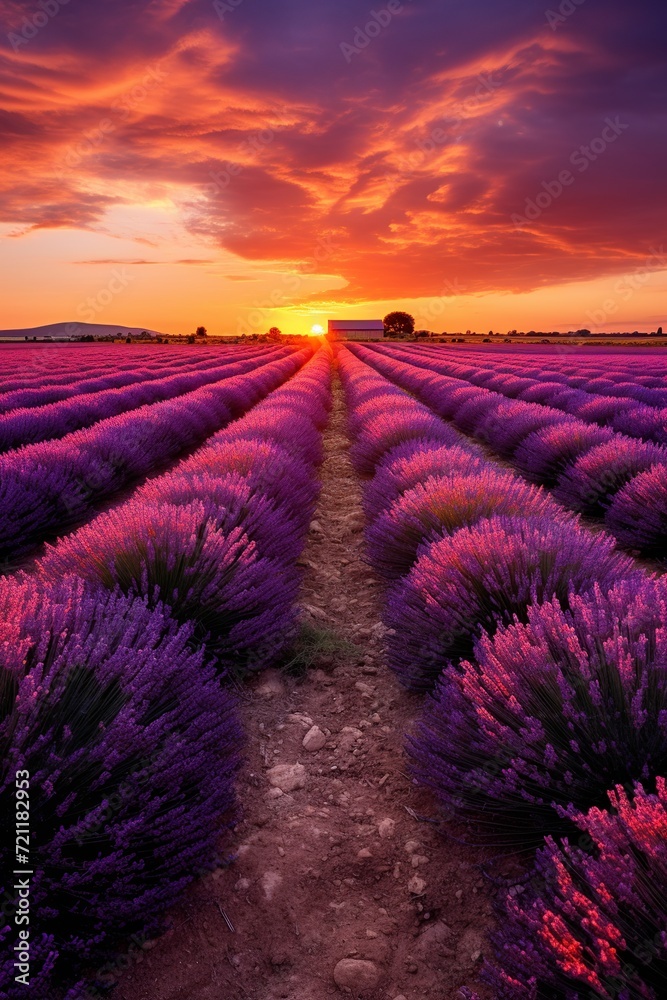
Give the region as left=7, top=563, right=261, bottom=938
left=0, top=322, right=165, bottom=340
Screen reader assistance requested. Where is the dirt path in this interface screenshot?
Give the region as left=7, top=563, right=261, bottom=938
left=116, top=372, right=491, bottom=1000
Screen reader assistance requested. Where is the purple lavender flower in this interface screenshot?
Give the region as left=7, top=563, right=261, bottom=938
left=362, top=442, right=483, bottom=521
left=0, top=575, right=241, bottom=998
left=410, top=576, right=667, bottom=840
left=367, top=470, right=570, bottom=580
left=136, top=469, right=304, bottom=563
left=605, top=463, right=667, bottom=557
left=554, top=437, right=667, bottom=515
left=474, top=399, right=565, bottom=458
left=514, top=421, right=615, bottom=487
left=485, top=780, right=667, bottom=999
left=37, top=499, right=300, bottom=672
left=612, top=404, right=667, bottom=446
left=184, top=438, right=319, bottom=532
left=349, top=407, right=456, bottom=475
left=386, top=514, right=638, bottom=690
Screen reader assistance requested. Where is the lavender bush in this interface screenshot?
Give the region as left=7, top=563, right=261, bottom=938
left=485, top=780, right=667, bottom=999
left=554, top=437, right=667, bottom=515
left=606, top=464, right=667, bottom=557
left=386, top=514, right=638, bottom=690
left=366, top=470, right=569, bottom=580
left=362, top=441, right=484, bottom=521
left=38, top=498, right=300, bottom=674
left=410, top=577, right=667, bottom=838
left=0, top=576, right=241, bottom=998
left=514, top=421, right=614, bottom=487
left=349, top=406, right=456, bottom=475
left=137, top=469, right=304, bottom=563
left=188, top=439, right=319, bottom=532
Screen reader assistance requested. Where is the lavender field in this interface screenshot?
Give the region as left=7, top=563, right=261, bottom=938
left=2, top=341, right=667, bottom=1000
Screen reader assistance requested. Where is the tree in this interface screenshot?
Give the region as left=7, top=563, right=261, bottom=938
left=383, top=311, right=415, bottom=337
left=267, top=326, right=282, bottom=340
left=195, top=326, right=207, bottom=340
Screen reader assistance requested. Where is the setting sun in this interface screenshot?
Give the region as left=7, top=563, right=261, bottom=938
left=310, top=324, right=325, bottom=336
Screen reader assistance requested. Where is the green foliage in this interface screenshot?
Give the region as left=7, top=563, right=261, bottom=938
left=383, top=311, right=415, bottom=337
left=281, top=620, right=358, bottom=675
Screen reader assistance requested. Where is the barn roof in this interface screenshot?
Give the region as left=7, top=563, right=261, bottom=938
left=328, top=319, right=384, bottom=330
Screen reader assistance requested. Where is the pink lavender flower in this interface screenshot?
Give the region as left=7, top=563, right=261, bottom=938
left=554, top=437, right=667, bottom=515
left=410, top=577, right=667, bottom=840
left=367, top=470, right=570, bottom=580
left=606, top=463, right=667, bottom=557
left=514, top=421, right=615, bottom=487
left=485, top=780, right=667, bottom=999
left=37, top=499, right=300, bottom=672
left=386, top=514, right=638, bottom=690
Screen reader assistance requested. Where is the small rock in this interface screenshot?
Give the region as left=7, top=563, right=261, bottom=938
left=310, top=519, right=323, bottom=533
left=365, top=929, right=378, bottom=938
left=302, top=725, right=327, bottom=752
left=370, top=713, right=381, bottom=724
left=267, top=787, right=283, bottom=800
left=457, top=928, right=484, bottom=967
left=378, top=818, right=396, bottom=839
left=304, top=603, right=329, bottom=620
left=287, top=713, right=314, bottom=727
left=338, top=727, right=363, bottom=751
left=355, top=681, right=374, bottom=697
left=411, top=855, right=429, bottom=867
left=261, top=871, right=282, bottom=901
left=333, top=958, right=380, bottom=992
left=455, top=889, right=464, bottom=900
left=255, top=670, right=286, bottom=699
left=404, top=840, right=420, bottom=855
left=415, top=920, right=454, bottom=960
left=357, top=848, right=373, bottom=860
left=408, top=876, right=427, bottom=895
left=267, top=763, right=307, bottom=793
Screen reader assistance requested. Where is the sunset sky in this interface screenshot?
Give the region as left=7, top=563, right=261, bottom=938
left=1, top=0, right=665, bottom=335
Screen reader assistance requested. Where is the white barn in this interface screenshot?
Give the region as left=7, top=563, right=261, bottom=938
left=327, top=319, right=384, bottom=341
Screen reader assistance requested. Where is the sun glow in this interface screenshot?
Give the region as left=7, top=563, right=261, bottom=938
left=310, top=323, right=325, bottom=335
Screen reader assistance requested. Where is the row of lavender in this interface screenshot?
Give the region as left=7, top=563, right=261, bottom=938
left=0, top=348, right=332, bottom=999
left=339, top=346, right=667, bottom=1000
left=0, top=347, right=307, bottom=563
left=449, top=345, right=667, bottom=402
left=396, top=341, right=667, bottom=433
left=0, top=345, right=235, bottom=406
left=0, top=347, right=287, bottom=452
left=354, top=344, right=667, bottom=558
